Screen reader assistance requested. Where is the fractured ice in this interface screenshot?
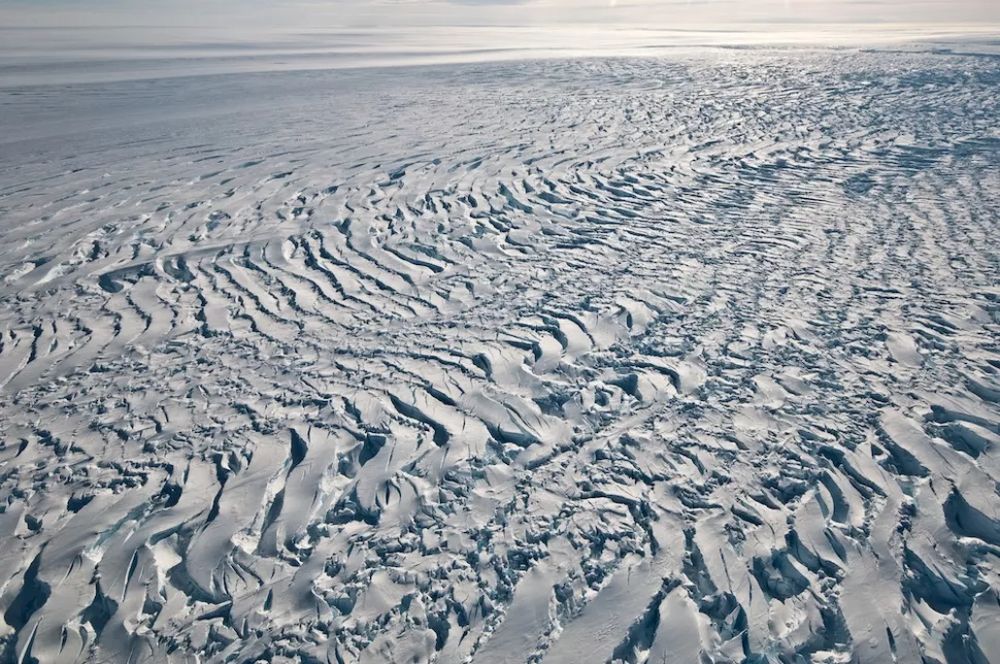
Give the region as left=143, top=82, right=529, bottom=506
left=0, top=48, right=998, bottom=663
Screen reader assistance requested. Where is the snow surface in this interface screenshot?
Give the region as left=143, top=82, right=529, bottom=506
left=0, top=45, right=999, bottom=663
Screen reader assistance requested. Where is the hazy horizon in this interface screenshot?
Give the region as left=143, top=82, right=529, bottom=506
left=2, top=0, right=998, bottom=29
left=2, top=1, right=998, bottom=88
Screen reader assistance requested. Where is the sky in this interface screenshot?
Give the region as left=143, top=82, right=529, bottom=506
left=1, top=0, right=997, bottom=29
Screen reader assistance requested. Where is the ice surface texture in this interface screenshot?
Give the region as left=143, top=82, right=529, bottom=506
left=0, top=49, right=998, bottom=663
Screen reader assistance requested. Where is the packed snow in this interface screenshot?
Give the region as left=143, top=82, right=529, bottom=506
left=0, top=44, right=998, bottom=663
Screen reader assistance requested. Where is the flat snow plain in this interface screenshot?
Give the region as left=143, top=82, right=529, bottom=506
left=0, top=43, right=999, bottom=664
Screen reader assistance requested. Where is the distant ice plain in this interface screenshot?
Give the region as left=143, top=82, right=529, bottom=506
left=1, top=23, right=999, bottom=86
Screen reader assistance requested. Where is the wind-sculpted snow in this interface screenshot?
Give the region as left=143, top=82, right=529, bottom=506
left=1, top=50, right=999, bottom=663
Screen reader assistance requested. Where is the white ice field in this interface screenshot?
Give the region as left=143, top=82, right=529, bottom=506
left=1, top=37, right=999, bottom=664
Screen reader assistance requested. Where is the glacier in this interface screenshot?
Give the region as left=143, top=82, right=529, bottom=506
left=0, top=44, right=999, bottom=663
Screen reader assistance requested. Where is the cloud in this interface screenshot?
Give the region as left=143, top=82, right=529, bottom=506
left=1, top=0, right=997, bottom=28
